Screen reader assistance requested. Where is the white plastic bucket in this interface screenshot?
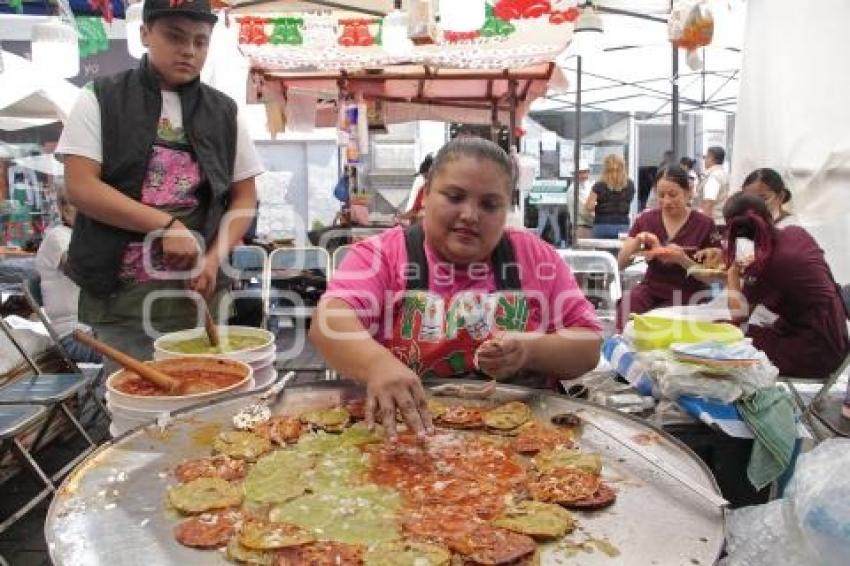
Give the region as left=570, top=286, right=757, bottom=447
left=153, top=326, right=275, bottom=364
left=106, top=357, right=253, bottom=411
left=252, top=365, right=277, bottom=388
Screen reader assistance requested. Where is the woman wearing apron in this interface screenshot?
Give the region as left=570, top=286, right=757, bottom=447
left=311, top=138, right=603, bottom=439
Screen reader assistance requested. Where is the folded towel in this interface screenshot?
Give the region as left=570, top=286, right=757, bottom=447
left=735, top=386, right=797, bottom=490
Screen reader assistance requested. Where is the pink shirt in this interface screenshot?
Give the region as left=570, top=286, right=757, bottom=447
left=326, top=226, right=601, bottom=344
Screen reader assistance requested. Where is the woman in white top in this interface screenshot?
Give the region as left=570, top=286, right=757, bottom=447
left=741, top=168, right=800, bottom=228
left=35, top=190, right=101, bottom=363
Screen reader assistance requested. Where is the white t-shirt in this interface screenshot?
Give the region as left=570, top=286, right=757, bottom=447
left=35, top=225, right=84, bottom=337
left=57, top=88, right=263, bottom=183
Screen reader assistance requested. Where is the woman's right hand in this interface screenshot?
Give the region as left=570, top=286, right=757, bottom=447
left=365, top=360, right=434, bottom=442
left=637, top=232, right=661, bottom=250
left=162, top=219, right=200, bottom=272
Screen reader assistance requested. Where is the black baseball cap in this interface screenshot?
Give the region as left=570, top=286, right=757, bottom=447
left=142, top=0, right=218, bottom=25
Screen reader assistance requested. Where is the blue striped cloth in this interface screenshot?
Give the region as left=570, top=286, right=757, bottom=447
left=603, top=335, right=755, bottom=438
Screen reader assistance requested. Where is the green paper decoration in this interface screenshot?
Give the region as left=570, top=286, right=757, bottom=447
left=76, top=16, right=109, bottom=58
left=269, top=18, right=304, bottom=46
left=9, top=0, right=23, bottom=13
left=480, top=3, right=515, bottom=37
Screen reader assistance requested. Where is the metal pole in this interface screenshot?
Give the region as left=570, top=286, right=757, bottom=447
left=571, top=55, right=582, bottom=248
left=508, top=79, right=519, bottom=207
left=671, top=6, right=679, bottom=159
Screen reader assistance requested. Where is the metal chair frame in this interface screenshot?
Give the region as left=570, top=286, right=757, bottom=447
left=228, top=245, right=270, bottom=330
left=20, top=274, right=108, bottom=423
left=0, top=317, right=98, bottom=533
left=557, top=249, right=623, bottom=324
left=267, top=247, right=332, bottom=379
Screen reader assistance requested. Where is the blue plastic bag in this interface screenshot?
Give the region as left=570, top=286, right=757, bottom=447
left=333, top=175, right=349, bottom=203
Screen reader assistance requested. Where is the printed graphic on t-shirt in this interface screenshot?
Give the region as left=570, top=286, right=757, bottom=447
left=119, top=117, right=202, bottom=283
left=393, top=291, right=529, bottom=379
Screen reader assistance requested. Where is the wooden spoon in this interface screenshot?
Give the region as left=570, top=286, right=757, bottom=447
left=72, top=330, right=181, bottom=393
left=201, top=301, right=220, bottom=348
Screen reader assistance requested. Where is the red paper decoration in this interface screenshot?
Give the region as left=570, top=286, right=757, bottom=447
left=549, top=7, right=579, bottom=25
left=443, top=30, right=481, bottom=43
left=338, top=19, right=375, bottom=47
left=87, top=0, right=114, bottom=23
left=493, top=0, right=552, bottom=21
left=239, top=17, right=268, bottom=45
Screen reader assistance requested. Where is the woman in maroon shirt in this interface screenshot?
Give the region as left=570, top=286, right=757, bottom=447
left=616, top=165, right=719, bottom=330
left=724, top=192, right=849, bottom=379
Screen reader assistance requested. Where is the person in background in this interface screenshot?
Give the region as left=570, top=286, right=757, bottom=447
left=723, top=192, right=848, bottom=379
left=311, top=138, right=602, bottom=439
left=585, top=154, right=635, bottom=239
left=401, top=154, right=434, bottom=219
left=57, top=0, right=263, bottom=363
left=644, top=150, right=675, bottom=209
left=696, top=146, right=730, bottom=228
left=565, top=160, right=594, bottom=239
left=35, top=190, right=102, bottom=363
left=741, top=168, right=800, bottom=228
left=616, top=165, right=719, bottom=330
left=679, top=156, right=697, bottom=191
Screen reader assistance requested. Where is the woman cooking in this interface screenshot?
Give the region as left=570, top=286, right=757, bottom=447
left=616, top=165, right=720, bottom=330
left=310, top=138, right=602, bottom=439
left=723, top=192, right=848, bottom=379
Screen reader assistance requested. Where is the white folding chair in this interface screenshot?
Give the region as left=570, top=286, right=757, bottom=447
left=557, top=249, right=622, bottom=330
left=228, top=245, right=269, bottom=329
left=332, top=244, right=352, bottom=273
left=268, top=247, right=332, bottom=379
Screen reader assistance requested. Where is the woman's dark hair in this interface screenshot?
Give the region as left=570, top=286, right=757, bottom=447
left=655, top=164, right=691, bottom=192
left=428, top=137, right=516, bottom=191
left=418, top=154, right=434, bottom=176
left=679, top=157, right=696, bottom=170
left=723, top=192, right=776, bottom=276
left=742, top=167, right=791, bottom=204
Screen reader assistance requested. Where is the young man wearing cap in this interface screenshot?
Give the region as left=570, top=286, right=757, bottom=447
left=57, top=0, right=263, bottom=362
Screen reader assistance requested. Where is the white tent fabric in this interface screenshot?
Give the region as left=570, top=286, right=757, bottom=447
left=731, top=0, right=850, bottom=282
left=536, top=0, right=745, bottom=115
left=0, top=49, right=81, bottom=130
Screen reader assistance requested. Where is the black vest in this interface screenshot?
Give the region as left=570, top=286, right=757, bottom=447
left=67, top=56, right=238, bottom=297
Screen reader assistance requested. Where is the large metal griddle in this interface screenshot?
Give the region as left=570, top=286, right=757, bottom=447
left=45, top=379, right=726, bottom=565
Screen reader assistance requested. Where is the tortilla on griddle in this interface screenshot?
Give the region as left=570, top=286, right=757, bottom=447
left=173, top=455, right=247, bottom=483
left=527, top=468, right=601, bottom=505
left=225, top=536, right=273, bottom=565
left=364, top=540, right=451, bottom=566
left=253, top=415, right=303, bottom=445
left=243, top=450, right=313, bottom=504
left=491, top=500, right=575, bottom=540
left=238, top=519, right=315, bottom=550
left=174, top=508, right=242, bottom=548
left=213, top=431, right=272, bottom=461
left=483, top=401, right=532, bottom=432
left=300, top=407, right=351, bottom=432
left=532, top=447, right=602, bottom=476
left=168, top=477, right=242, bottom=514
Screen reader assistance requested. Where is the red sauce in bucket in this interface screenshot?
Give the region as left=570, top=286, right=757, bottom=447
left=112, top=359, right=247, bottom=397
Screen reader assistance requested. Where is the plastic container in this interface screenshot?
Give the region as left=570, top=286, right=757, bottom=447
left=630, top=314, right=743, bottom=351
left=153, top=326, right=275, bottom=364
left=106, top=357, right=253, bottom=411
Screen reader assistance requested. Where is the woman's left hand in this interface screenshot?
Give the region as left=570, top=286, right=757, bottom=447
left=475, top=334, right=529, bottom=380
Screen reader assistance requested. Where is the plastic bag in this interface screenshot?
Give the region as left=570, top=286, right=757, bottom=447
left=668, top=1, right=714, bottom=50
left=644, top=344, right=777, bottom=403
left=724, top=439, right=850, bottom=566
